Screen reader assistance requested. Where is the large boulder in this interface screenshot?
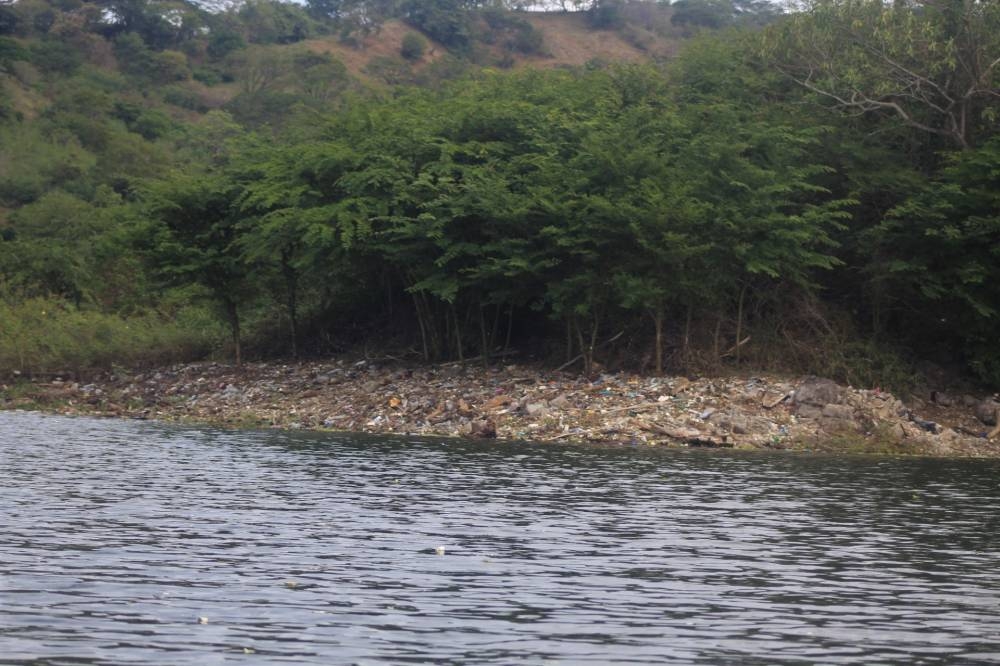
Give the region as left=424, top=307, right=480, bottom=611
left=975, top=399, right=1000, bottom=426
left=793, top=377, right=845, bottom=407
left=792, top=378, right=846, bottom=419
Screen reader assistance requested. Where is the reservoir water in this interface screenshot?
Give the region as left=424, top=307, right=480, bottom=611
left=2, top=411, right=1000, bottom=664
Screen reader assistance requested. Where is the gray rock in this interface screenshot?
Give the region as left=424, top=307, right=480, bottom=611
left=821, top=404, right=854, bottom=421
left=795, top=404, right=823, bottom=420
left=931, top=391, right=954, bottom=407
left=707, top=411, right=764, bottom=435
left=793, top=378, right=844, bottom=407
left=975, top=399, right=1000, bottom=426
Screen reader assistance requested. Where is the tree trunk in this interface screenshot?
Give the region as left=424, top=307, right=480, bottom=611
left=735, top=283, right=747, bottom=365
left=503, top=305, right=514, bottom=357
left=225, top=299, right=242, bottom=366
left=653, top=308, right=664, bottom=375
left=682, top=304, right=692, bottom=367
left=281, top=253, right=299, bottom=359
left=451, top=303, right=464, bottom=363
left=713, top=315, right=722, bottom=366
left=479, top=304, right=489, bottom=366
left=574, top=317, right=590, bottom=375
left=412, top=292, right=429, bottom=361
left=566, top=316, right=574, bottom=364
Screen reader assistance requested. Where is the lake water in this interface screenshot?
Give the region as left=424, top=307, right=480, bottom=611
left=2, top=411, right=1000, bottom=665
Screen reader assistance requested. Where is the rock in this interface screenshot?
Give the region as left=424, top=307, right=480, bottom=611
left=796, top=404, right=823, bottom=420
left=961, top=394, right=979, bottom=408
left=931, top=391, right=954, bottom=407
left=975, top=399, right=1000, bottom=425
left=793, top=377, right=844, bottom=407
left=821, top=404, right=854, bottom=421
left=872, top=396, right=907, bottom=421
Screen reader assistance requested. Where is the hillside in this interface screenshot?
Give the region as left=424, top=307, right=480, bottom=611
left=2, top=0, right=999, bottom=401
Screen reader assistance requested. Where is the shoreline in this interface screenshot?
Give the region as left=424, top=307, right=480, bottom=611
left=3, top=360, right=999, bottom=457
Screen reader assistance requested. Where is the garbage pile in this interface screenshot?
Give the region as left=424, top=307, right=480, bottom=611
left=5, top=360, right=1000, bottom=456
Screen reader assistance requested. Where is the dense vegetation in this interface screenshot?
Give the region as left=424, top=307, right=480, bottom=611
left=1, top=0, right=998, bottom=390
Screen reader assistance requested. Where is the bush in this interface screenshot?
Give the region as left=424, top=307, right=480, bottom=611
left=162, top=86, right=208, bottom=112
left=507, top=24, right=544, bottom=55
left=400, top=32, right=426, bottom=62
left=364, top=55, right=412, bottom=85
left=208, top=31, right=246, bottom=60
left=29, top=39, right=80, bottom=74
left=0, top=296, right=225, bottom=375
left=0, top=36, right=28, bottom=67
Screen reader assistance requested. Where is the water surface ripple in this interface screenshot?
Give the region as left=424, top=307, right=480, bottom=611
left=2, top=411, right=1000, bottom=664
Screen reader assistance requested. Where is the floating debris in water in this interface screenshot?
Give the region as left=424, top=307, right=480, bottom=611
left=435, top=545, right=446, bottom=555
left=197, top=616, right=209, bottom=624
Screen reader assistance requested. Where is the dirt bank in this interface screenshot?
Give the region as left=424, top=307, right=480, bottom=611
left=3, top=360, right=999, bottom=457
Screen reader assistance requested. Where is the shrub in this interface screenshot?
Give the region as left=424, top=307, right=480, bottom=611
left=400, top=32, right=426, bottom=62
left=0, top=296, right=225, bottom=375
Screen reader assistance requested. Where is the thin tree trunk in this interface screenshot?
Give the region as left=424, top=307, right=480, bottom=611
left=713, top=315, right=722, bottom=366
left=479, top=304, right=489, bottom=366
left=588, top=313, right=599, bottom=373
left=412, top=292, right=429, bottom=361
left=566, top=317, right=574, bottom=364
left=281, top=253, right=299, bottom=359
left=653, top=308, right=664, bottom=375
left=451, top=303, right=464, bottom=363
left=682, top=304, right=692, bottom=367
left=503, top=305, right=514, bottom=357
left=225, top=299, right=242, bottom=366
left=490, top=303, right=501, bottom=354
left=574, top=317, right=592, bottom=375
left=735, top=283, right=747, bottom=365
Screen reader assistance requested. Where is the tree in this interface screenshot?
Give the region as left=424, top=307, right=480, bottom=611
left=400, top=31, right=426, bottom=61
left=141, top=170, right=255, bottom=364
left=872, top=135, right=1000, bottom=383
left=764, top=0, right=1000, bottom=150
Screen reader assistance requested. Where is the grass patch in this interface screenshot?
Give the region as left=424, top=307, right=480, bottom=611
left=0, top=296, right=225, bottom=378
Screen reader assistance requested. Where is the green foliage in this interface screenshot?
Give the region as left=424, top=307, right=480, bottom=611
left=28, top=37, right=80, bottom=73
left=402, top=0, right=470, bottom=50
left=238, top=0, right=318, bottom=45
left=763, top=0, right=1000, bottom=151
left=588, top=0, right=625, bottom=29
left=400, top=31, right=426, bottom=61
left=0, top=36, right=28, bottom=67
left=207, top=30, right=245, bottom=60
left=364, top=54, right=411, bottom=85
left=0, top=125, right=96, bottom=205
left=0, top=295, right=223, bottom=374
left=0, top=0, right=997, bottom=387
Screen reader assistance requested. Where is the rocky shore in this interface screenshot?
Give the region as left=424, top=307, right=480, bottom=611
left=3, top=360, right=1000, bottom=457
